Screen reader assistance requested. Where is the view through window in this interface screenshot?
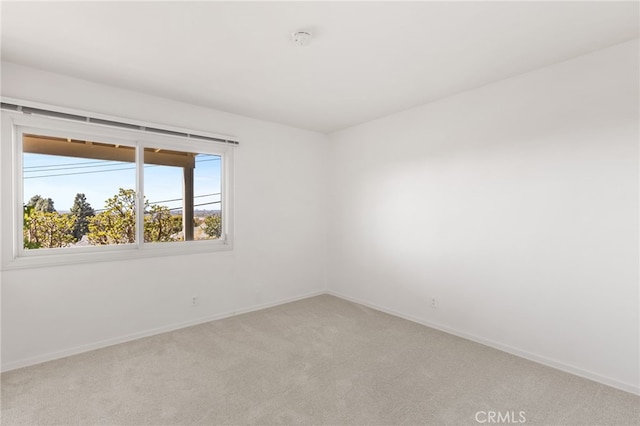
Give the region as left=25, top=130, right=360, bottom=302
left=22, top=134, right=223, bottom=250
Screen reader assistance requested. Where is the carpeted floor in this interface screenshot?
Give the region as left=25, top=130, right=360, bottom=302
left=1, top=295, right=638, bottom=425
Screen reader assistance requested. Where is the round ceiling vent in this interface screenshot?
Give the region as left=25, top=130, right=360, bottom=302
left=292, top=31, right=312, bottom=47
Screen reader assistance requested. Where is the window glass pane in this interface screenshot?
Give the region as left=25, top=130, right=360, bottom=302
left=143, top=148, right=222, bottom=243
left=22, top=134, right=136, bottom=249
left=194, top=153, right=222, bottom=241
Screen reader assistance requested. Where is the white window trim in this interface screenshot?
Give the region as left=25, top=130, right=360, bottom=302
left=1, top=103, right=235, bottom=270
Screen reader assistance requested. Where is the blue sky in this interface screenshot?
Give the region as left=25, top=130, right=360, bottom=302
left=23, top=153, right=221, bottom=213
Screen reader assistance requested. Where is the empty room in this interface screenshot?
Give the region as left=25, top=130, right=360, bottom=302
left=1, top=1, right=638, bottom=425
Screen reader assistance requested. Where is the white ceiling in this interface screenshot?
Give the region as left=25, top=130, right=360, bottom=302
left=2, top=1, right=638, bottom=133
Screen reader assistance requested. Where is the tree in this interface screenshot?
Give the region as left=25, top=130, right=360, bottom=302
left=23, top=205, right=41, bottom=249
left=88, top=188, right=188, bottom=245
left=203, top=213, right=222, bottom=239
left=27, top=195, right=56, bottom=213
left=88, top=188, right=137, bottom=245
left=70, top=193, right=95, bottom=240
left=144, top=204, right=182, bottom=242
left=23, top=206, right=76, bottom=249
left=23, top=195, right=76, bottom=249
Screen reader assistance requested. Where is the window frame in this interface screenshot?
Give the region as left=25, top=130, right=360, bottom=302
left=1, top=107, right=235, bottom=270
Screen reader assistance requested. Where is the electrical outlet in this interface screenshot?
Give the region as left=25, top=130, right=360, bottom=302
left=431, top=298, right=437, bottom=308
left=191, top=296, right=199, bottom=307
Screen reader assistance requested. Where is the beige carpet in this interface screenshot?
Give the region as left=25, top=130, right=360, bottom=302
left=1, top=295, right=638, bottom=425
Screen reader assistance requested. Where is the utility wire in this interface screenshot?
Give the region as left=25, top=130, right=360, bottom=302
left=24, top=157, right=220, bottom=176
left=24, top=166, right=143, bottom=179
left=24, top=162, right=133, bottom=173
left=148, top=193, right=220, bottom=205
left=25, top=155, right=219, bottom=170
left=168, top=201, right=220, bottom=211
left=24, top=159, right=115, bottom=169
left=71, top=193, right=221, bottom=214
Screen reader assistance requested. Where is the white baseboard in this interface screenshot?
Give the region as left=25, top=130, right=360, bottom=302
left=4, top=287, right=639, bottom=397
left=1, top=289, right=325, bottom=373
left=327, top=290, right=640, bottom=396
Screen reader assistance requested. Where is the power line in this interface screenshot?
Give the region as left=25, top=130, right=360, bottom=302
left=24, top=162, right=132, bottom=173
left=24, top=159, right=115, bottom=169
left=24, top=165, right=140, bottom=179
left=25, top=155, right=219, bottom=170
left=75, top=194, right=221, bottom=214
left=168, top=201, right=220, bottom=211
left=148, top=193, right=221, bottom=205
left=23, top=157, right=220, bottom=175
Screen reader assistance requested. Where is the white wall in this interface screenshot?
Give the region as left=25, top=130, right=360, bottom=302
left=2, top=39, right=638, bottom=395
left=327, top=39, right=639, bottom=394
left=0, top=62, right=327, bottom=370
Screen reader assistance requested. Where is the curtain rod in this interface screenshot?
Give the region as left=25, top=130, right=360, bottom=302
left=1, top=102, right=240, bottom=146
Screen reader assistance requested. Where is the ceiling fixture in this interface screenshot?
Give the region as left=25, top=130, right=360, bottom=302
left=291, top=31, right=312, bottom=47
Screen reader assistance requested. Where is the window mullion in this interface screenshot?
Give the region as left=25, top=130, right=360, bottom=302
left=14, top=125, right=26, bottom=258
left=135, top=143, right=145, bottom=247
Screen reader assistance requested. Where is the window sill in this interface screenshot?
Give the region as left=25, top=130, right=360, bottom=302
left=1, top=240, right=233, bottom=271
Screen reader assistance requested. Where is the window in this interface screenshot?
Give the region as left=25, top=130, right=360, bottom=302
left=23, top=134, right=137, bottom=248
left=1, top=104, right=235, bottom=268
